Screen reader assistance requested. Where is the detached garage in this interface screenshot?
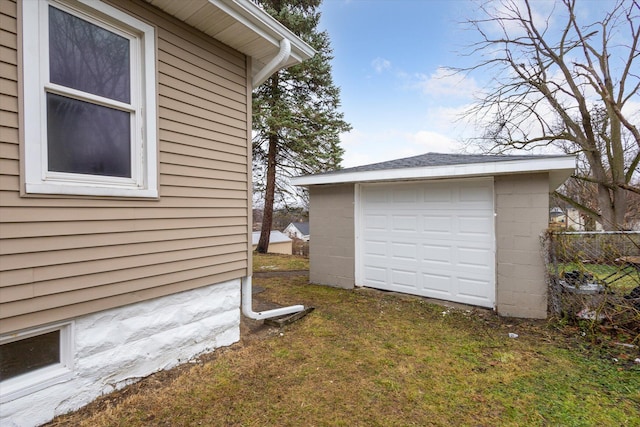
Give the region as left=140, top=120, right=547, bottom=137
left=291, top=153, right=575, bottom=319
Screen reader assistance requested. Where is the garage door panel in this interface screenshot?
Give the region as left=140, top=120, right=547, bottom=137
left=423, top=216, right=453, bottom=234
left=391, top=269, right=418, bottom=289
left=391, top=215, right=418, bottom=232
left=393, top=188, right=419, bottom=203
left=422, top=272, right=454, bottom=295
left=364, top=265, right=387, bottom=286
left=422, top=244, right=452, bottom=265
left=391, top=242, right=418, bottom=260
left=422, top=187, right=452, bottom=204
left=364, top=214, right=387, bottom=230
left=364, top=240, right=387, bottom=257
left=364, top=187, right=389, bottom=203
left=359, top=179, right=495, bottom=308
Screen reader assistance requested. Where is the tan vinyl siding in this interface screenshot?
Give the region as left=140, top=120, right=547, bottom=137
left=0, top=0, right=252, bottom=334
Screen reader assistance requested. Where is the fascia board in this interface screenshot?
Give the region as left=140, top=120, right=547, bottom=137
left=291, top=156, right=576, bottom=187
left=209, top=0, right=316, bottom=61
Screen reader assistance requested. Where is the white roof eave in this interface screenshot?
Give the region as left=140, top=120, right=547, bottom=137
left=291, top=156, right=576, bottom=191
left=207, top=0, right=315, bottom=60
left=145, top=0, right=315, bottom=82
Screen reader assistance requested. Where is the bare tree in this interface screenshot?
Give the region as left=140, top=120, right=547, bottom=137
left=457, top=0, right=640, bottom=230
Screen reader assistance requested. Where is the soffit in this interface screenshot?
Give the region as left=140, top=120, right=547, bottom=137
left=145, top=0, right=315, bottom=81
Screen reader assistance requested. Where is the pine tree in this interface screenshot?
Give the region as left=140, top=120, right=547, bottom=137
left=253, top=0, right=350, bottom=253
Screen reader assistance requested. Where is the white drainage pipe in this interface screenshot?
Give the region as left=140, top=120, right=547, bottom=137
left=241, top=276, right=305, bottom=320
left=252, top=38, right=291, bottom=87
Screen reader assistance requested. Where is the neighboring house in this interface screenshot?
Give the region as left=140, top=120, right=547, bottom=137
left=566, top=207, right=604, bottom=231
left=292, top=152, right=576, bottom=320
left=550, top=207, right=604, bottom=231
left=252, top=231, right=293, bottom=254
left=284, top=222, right=310, bottom=241
left=549, top=206, right=570, bottom=230
left=0, top=1, right=313, bottom=425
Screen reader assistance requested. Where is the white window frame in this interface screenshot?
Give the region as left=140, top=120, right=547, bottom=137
left=0, top=322, right=75, bottom=404
left=22, top=0, right=158, bottom=198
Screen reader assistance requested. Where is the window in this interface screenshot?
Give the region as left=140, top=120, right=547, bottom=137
left=0, top=323, right=74, bottom=403
left=22, top=0, right=157, bottom=198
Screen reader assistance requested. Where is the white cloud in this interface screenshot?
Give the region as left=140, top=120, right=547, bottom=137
left=405, top=130, right=463, bottom=153
left=414, top=67, right=480, bottom=100
left=339, top=127, right=464, bottom=168
left=371, top=57, right=391, bottom=73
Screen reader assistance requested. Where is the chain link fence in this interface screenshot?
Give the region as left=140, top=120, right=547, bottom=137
left=543, top=231, right=640, bottom=342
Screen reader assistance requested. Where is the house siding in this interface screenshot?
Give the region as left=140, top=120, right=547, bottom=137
left=309, top=184, right=355, bottom=288
left=0, top=0, right=251, bottom=334
left=494, top=173, right=550, bottom=319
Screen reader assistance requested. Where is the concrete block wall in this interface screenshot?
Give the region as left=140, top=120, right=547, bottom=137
left=2, top=280, right=240, bottom=427
left=309, top=184, right=355, bottom=288
left=495, top=173, right=550, bottom=318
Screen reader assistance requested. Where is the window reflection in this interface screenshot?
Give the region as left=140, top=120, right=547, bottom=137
left=47, top=93, right=131, bottom=178
left=0, top=331, right=60, bottom=381
left=49, top=6, right=130, bottom=103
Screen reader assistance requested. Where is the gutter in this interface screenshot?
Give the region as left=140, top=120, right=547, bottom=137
left=241, top=276, right=305, bottom=320
left=252, top=38, right=291, bottom=87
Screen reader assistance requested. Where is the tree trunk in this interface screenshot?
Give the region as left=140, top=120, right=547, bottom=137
left=257, top=132, right=278, bottom=253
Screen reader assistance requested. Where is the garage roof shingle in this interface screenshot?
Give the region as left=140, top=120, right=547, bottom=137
left=291, top=152, right=576, bottom=191
left=317, top=152, right=569, bottom=175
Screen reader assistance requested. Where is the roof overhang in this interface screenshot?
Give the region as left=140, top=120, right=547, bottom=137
left=291, top=156, right=576, bottom=192
left=145, top=0, right=315, bottom=86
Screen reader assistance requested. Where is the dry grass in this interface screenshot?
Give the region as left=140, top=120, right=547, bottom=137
left=252, top=252, right=309, bottom=272
left=48, top=255, right=640, bottom=426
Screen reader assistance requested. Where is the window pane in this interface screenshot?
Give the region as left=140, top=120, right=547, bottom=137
left=47, top=93, right=131, bottom=178
left=49, top=6, right=130, bottom=103
left=0, top=331, right=60, bottom=381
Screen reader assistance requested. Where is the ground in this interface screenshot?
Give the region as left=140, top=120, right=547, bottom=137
left=45, top=254, right=639, bottom=426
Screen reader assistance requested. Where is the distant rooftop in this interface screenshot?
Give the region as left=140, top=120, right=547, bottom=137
left=288, top=222, right=309, bottom=235
left=251, top=230, right=291, bottom=245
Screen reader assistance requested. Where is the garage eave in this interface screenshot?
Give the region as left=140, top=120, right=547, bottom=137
left=292, top=156, right=576, bottom=190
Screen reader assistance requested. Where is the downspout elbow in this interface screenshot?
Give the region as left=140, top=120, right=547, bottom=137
left=242, top=276, right=304, bottom=320
left=252, top=38, right=291, bottom=87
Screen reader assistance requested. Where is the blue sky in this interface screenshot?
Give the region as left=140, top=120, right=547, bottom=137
left=317, top=0, right=637, bottom=168
left=318, top=0, right=485, bottom=167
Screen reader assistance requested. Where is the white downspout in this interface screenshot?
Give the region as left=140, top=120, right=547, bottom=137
left=252, top=38, right=291, bottom=87
left=243, top=39, right=305, bottom=320
left=243, top=38, right=304, bottom=320
left=242, top=276, right=305, bottom=320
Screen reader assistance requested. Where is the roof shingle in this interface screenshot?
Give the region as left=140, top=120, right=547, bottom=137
left=317, top=152, right=569, bottom=176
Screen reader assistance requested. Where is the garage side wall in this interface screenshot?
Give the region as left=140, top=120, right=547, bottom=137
left=495, top=173, right=550, bottom=319
left=309, top=184, right=355, bottom=288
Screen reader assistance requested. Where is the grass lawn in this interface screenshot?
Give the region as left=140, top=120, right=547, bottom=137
left=252, top=252, right=309, bottom=272
left=49, top=254, right=640, bottom=426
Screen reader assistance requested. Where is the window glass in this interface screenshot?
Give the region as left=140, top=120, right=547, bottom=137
left=0, top=331, right=60, bottom=381
left=47, top=93, right=131, bottom=177
left=49, top=6, right=131, bottom=103
left=23, top=0, right=158, bottom=198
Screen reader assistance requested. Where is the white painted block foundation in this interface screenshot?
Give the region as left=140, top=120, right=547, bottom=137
left=1, top=279, right=241, bottom=427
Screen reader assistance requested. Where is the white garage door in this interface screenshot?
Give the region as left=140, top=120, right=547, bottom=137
left=357, top=179, right=495, bottom=308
